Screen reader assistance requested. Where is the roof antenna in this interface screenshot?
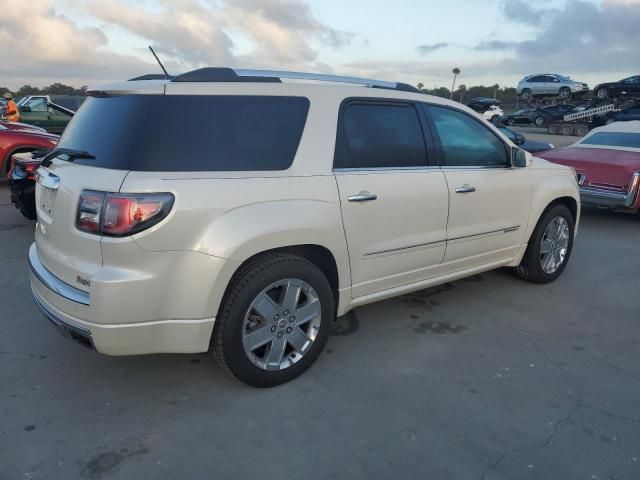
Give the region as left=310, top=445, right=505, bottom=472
left=148, top=46, right=170, bottom=79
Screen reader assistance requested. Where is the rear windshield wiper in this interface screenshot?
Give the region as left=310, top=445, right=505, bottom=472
left=41, top=148, right=96, bottom=167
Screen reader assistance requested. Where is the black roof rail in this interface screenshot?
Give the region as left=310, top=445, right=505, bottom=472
left=171, top=68, right=281, bottom=83
left=170, top=67, right=419, bottom=92
left=128, top=73, right=174, bottom=81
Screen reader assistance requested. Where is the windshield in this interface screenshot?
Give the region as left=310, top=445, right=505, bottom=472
left=58, top=95, right=310, bottom=171
left=581, top=132, right=640, bottom=149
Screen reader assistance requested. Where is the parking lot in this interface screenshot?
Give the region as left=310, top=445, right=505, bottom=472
left=1, top=134, right=639, bottom=480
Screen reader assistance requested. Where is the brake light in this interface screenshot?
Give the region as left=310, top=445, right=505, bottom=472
left=76, top=190, right=174, bottom=237
left=24, top=162, right=40, bottom=181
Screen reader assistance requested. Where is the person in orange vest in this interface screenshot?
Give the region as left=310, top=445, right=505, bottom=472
left=2, top=92, right=20, bottom=122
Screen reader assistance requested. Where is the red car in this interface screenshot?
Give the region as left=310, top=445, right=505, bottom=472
left=1, top=121, right=58, bottom=176
left=536, top=121, right=640, bottom=212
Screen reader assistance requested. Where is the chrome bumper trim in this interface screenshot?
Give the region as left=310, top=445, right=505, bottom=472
left=32, top=288, right=94, bottom=349
left=28, top=242, right=90, bottom=305
left=580, top=171, right=640, bottom=209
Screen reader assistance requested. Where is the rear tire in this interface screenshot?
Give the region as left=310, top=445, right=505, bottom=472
left=596, top=87, right=609, bottom=100
left=521, top=89, right=532, bottom=101
left=548, top=124, right=559, bottom=135
left=213, top=253, right=334, bottom=387
left=560, top=125, right=573, bottom=136
left=534, top=115, right=546, bottom=127
left=507, top=118, right=515, bottom=126
left=558, top=87, right=571, bottom=100
left=516, top=204, right=575, bottom=284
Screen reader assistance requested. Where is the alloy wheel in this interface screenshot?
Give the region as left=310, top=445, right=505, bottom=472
left=242, top=278, right=322, bottom=371
left=540, top=216, right=570, bottom=274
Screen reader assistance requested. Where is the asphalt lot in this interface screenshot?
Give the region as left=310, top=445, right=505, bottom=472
left=1, top=177, right=639, bottom=480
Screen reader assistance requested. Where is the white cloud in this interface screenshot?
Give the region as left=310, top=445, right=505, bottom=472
left=0, top=0, right=351, bottom=88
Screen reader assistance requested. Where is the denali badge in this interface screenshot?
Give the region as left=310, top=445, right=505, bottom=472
left=76, top=275, right=91, bottom=287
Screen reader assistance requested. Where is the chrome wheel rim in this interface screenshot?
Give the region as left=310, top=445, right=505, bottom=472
left=540, top=216, right=570, bottom=274
left=559, top=88, right=570, bottom=99
left=535, top=116, right=544, bottom=127
left=242, top=279, right=322, bottom=371
left=597, top=88, right=608, bottom=99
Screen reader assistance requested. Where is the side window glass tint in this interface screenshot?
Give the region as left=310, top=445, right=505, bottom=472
left=335, top=103, right=427, bottom=169
left=427, top=105, right=508, bottom=167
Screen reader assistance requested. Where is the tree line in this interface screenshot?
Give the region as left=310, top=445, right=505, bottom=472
left=417, top=83, right=519, bottom=105
left=1, top=81, right=520, bottom=104
left=0, top=83, right=88, bottom=97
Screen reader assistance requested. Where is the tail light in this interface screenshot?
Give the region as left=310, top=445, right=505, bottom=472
left=24, top=161, right=40, bottom=181
left=76, top=190, right=174, bottom=237
left=7, top=159, right=40, bottom=180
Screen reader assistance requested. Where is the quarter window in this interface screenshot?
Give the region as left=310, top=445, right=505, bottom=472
left=426, top=105, right=509, bottom=167
left=334, top=103, right=428, bottom=169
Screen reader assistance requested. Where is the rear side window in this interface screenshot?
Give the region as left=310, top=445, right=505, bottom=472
left=334, top=102, right=428, bottom=169
left=54, top=98, right=79, bottom=111
left=426, top=105, right=508, bottom=167
left=58, top=95, right=310, bottom=171
left=580, top=132, right=640, bottom=148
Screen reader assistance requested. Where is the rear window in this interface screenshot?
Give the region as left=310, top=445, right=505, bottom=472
left=581, top=132, right=640, bottom=149
left=53, top=98, right=79, bottom=111
left=57, top=95, right=310, bottom=171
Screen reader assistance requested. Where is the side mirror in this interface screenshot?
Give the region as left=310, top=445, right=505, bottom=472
left=21, top=106, right=32, bottom=112
left=511, top=146, right=528, bottom=167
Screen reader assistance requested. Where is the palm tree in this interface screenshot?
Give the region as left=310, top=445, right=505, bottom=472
left=417, top=82, right=424, bottom=92
left=450, top=68, right=461, bottom=99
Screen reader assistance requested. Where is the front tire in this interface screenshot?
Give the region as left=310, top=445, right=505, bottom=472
left=534, top=115, right=546, bottom=127
left=213, top=254, right=334, bottom=387
left=596, top=87, right=609, bottom=100
left=516, top=204, right=575, bottom=284
left=521, top=89, right=532, bottom=101
left=506, top=118, right=515, bottom=126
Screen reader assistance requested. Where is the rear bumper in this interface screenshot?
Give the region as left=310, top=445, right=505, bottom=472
left=28, top=243, right=217, bottom=355
left=579, top=172, right=640, bottom=209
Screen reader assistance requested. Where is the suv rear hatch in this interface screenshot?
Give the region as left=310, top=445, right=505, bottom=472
left=35, top=162, right=128, bottom=290
left=33, top=81, right=168, bottom=291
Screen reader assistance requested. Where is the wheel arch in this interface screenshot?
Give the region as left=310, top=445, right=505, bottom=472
left=508, top=189, right=579, bottom=268
left=2, top=144, right=44, bottom=174
left=523, top=172, right=580, bottom=244
left=209, top=244, right=345, bottom=335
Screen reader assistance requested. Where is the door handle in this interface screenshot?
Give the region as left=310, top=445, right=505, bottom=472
left=455, top=186, right=476, bottom=194
left=348, top=192, right=378, bottom=202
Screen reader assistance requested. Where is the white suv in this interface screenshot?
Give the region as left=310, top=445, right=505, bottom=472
left=29, top=68, right=580, bottom=387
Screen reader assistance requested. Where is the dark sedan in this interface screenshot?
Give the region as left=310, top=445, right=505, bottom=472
left=527, top=104, right=577, bottom=127
left=496, top=125, right=555, bottom=154
left=498, top=108, right=535, bottom=126
left=602, top=104, right=640, bottom=125
left=593, top=75, right=640, bottom=100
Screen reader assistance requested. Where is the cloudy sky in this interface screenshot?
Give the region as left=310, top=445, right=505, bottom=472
left=1, top=0, right=639, bottom=90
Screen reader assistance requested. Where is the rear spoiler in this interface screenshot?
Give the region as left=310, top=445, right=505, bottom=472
left=47, top=101, right=76, bottom=117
